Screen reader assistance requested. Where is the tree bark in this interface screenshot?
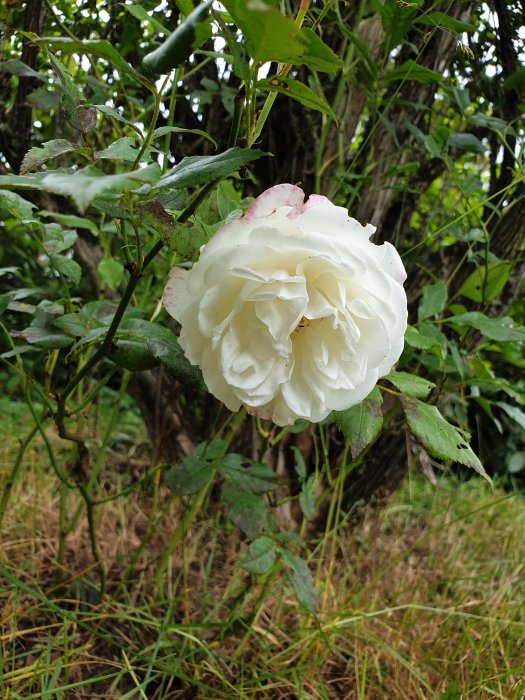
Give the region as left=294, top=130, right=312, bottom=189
left=0, top=0, right=45, bottom=172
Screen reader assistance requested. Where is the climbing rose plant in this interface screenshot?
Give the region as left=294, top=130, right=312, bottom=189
left=164, top=184, right=408, bottom=426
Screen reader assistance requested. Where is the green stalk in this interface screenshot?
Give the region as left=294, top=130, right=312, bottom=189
left=65, top=372, right=131, bottom=534
left=228, top=87, right=245, bottom=149
left=0, top=424, right=39, bottom=529
left=131, top=75, right=170, bottom=170
left=78, top=482, right=107, bottom=598
left=162, top=71, right=181, bottom=174
left=57, top=481, right=68, bottom=584
left=250, top=1, right=310, bottom=146
left=153, top=408, right=246, bottom=588
left=153, top=476, right=214, bottom=588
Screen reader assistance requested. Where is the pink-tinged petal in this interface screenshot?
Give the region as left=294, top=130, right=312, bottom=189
left=245, top=184, right=306, bottom=218
left=302, top=193, right=333, bottom=210
left=287, top=193, right=335, bottom=219
left=163, top=266, right=189, bottom=322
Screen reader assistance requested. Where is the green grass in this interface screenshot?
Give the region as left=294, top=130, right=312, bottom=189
left=0, top=399, right=524, bottom=699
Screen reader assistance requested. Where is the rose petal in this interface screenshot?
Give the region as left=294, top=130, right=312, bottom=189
left=163, top=267, right=189, bottom=322
left=163, top=185, right=407, bottom=427
left=245, top=183, right=306, bottom=218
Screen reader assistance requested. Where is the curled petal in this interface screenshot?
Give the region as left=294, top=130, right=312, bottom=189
left=245, top=183, right=306, bottom=218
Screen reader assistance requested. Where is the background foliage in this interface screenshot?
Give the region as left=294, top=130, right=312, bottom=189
left=0, top=0, right=524, bottom=696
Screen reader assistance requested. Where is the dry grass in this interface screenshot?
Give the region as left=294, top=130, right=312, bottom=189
left=1, top=403, right=524, bottom=699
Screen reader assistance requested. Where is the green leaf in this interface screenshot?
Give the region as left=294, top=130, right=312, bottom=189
left=216, top=454, right=277, bottom=493
left=296, top=28, right=342, bottom=72
left=415, top=11, right=476, bottom=34
left=26, top=85, right=61, bottom=110
left=383, top=60, right=443, bottom=85
left=194, top=440, right=226, bottom=461
left=152, top=126, right=218, bottom=149
left=154, top=148, right=266, bottom=191
left=289, top=419, right=309, bottom=434
left=405, top=323, right=447, bottom=358
left=16, top=326, right=73, bottom=349
left=291, top=445, right=306, bottom=480
left=14, top=302, right=73, bottom=349
left=340, top=29, right=377, bottom=81
left=33, top=37, right=154, bottom=91
left=447, top=132, right=486, bottom=154
left=446, top=312, right=525, bottom=343
left=334, top=387, right=383, bottom=458
left=256, top=76, right=336, bottom=119
left=222, top=0, right=305, bottom=65
left=215, top=180, right=242, bottom=220
left=221, top=22, right=250, bottom=81
left=112, top=319, right=203, bottom=384
left=94, top=137, right=141, bottom=162
left=52, top=313, right=99, bottom=337
left=41, top=164, right=161, bottom=212
left=98, top=258, right=124, bottom=290
left=457, top=262, right=511, bottom=303
left=165, top=456, right=214, bottom=496
left=43, top=224, right=77, bottom=254
left=418, top=281, right=448, bottom=321
left=400, top=397, right=489, bottom=479
left=20, top=139, right=80, bottom=174
left=469, top=113, right=508, bottom=132
left=384, top=371, right=435, bottom=399
left=495, top=402, right=525, bottom=430
left=299, top=474, right=317, bottom=520
left=136, top=200, right=211, bottom=261
left=40, top=211, right=99, bottom=235
left=48, top=52, right=97, bottom=134
left=240, top=536, right=277, bottom=575
left=0, top=190, right=37, bottom=220
left=423, top=134, right=442, bottom=159
left=280, top=549, right=317, bottom=615
left=451, top=87, right=470, bottom=111
left=0, top=59, right=47, bottom=81
left=89, top=194, right=129, bottom=220
left=405, top=325, right=438, bottom=350
left=143, top=322, right=203, bottom=386
left=222, top=484, right=267, bottom=540
left=110, top=339, right=160, bottom=372
left=93, top=104, right=144, bottom=138
left=0, top=294, right=11, bottom=317
left=48, top=254, right=82, bottom=285
left=124, top=3, right=169, bottom=35
left=380, top=0, right=421, bottom=54
left=0, top=345, right=35, bottom=359
left=276, top=532, right=305, bottom=547
left=223, top=0, right=340, bottom=72
left=0, top=173, right=47, bottom=192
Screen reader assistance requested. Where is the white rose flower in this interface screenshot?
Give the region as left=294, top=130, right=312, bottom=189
left=163, top=184, right=407, bottom=426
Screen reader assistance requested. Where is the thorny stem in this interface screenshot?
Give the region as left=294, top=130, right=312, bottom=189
left=78, top=481, right=107, bottom=598
left=228, top=87, right=245, bottom=149
left=55, top=175, right=219, bottom=442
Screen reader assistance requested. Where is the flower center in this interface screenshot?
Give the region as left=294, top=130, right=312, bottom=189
left=291, top=315, right=311, bottom=341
